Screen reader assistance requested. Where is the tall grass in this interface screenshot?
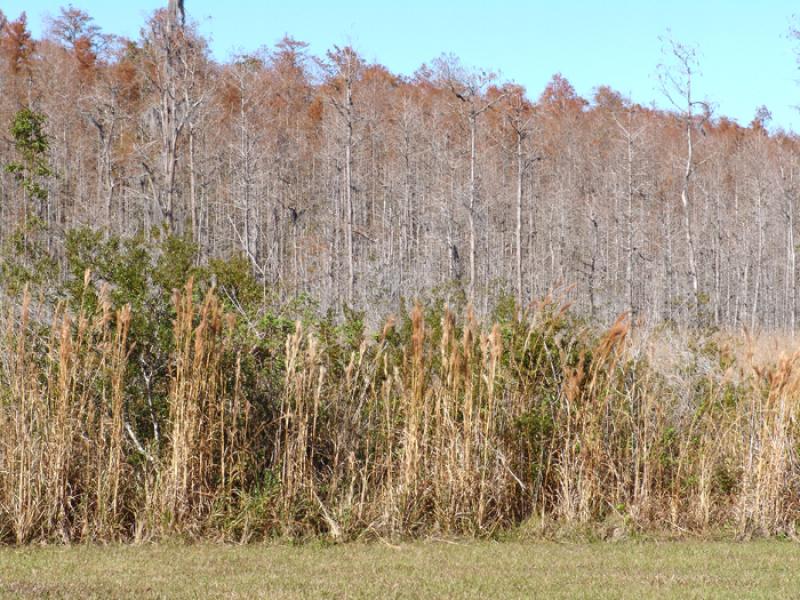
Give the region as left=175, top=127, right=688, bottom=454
left=0, top=278, right=131, bottom=542
left=2, top=282, right=800, bottom=543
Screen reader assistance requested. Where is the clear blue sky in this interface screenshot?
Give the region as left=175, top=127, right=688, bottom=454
left=8, top=0, right=800, bottom=131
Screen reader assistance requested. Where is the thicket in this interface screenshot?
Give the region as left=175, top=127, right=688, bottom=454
left=1, top=229, right=800, bottom=544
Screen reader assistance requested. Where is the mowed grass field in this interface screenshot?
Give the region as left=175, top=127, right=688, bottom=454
left=1, top=540, right=799, bottom=599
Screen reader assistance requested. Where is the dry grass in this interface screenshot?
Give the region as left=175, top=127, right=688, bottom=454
left=0, top=281, right=132, bottom=543
left=3, top=282, right=800, bottom=543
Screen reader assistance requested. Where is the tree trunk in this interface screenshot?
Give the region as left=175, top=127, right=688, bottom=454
left=468, top=113, right=477, bottom=304
left=516, top=131, right=524, bottom=305
left=681, top=117, right=699, bottom=316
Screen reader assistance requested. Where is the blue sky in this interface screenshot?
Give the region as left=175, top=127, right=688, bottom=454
left=7, top=0, right=800, bottom=131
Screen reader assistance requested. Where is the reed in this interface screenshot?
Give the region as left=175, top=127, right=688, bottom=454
left=0, top=277, right=132, bottom=542
left=3, top=284, right=800, bottom=543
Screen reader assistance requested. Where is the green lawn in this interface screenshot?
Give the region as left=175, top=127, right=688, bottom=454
left=0, top=540, right=798, bottom=598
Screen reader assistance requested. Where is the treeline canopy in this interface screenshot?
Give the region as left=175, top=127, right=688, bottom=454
left=1, top=6, right=799, bottom=328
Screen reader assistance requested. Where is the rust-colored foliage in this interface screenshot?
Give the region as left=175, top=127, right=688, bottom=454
left=1, top=12, right=35, bottom=75
left=73, top=36, right=97, bottom=71
left=538, top=73, right=587, bottom=115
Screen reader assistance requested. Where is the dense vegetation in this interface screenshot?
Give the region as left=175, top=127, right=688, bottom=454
left=1, top=5, right=800, bottom=327
left=3, top=3, right=800, bottom=546
left=1, top=231, right=800, bottom=543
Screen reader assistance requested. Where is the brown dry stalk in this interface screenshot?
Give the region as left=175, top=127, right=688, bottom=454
left=2, top=290, right=800, bottom=542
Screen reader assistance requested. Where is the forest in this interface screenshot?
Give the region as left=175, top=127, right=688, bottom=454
left=2, top=3, right=800, bottom=545
left=1, top=4, right=798, bottom=328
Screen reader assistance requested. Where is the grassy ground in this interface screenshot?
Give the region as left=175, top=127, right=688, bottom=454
left=1, top=539, right=798, bottom=598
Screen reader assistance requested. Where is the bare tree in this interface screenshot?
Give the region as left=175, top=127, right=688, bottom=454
left=610, top=101, right=647, bottom=317
left=138, top=5, right=206, bottom=233
left=500, top=86, right=536, bottom=305
left=659, top=35, right=710, bottom=319
left=435, top=55, right=505, bottom=303
left=1, top=7, right=798, bottom=329
left=324, top=46, right=363, bottom=305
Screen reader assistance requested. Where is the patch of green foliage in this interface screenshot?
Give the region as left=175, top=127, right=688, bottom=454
left=5, top=108, right=53, bottom=204
left=0, top=217, right=57, bottom=296
left=53, top=226, right=372, bottom=457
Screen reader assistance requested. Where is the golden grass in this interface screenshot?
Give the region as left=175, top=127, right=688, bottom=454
left=3, top=283, right=800, bottom=543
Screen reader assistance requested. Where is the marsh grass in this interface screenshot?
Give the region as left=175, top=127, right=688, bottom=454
left=2, top=280, right=800, bottom=543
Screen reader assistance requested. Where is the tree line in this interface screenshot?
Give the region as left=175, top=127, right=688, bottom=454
left=1, top=5, right=799, bottom=328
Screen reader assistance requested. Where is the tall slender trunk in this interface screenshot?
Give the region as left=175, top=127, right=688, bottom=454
left=240, top=94, right=258, bottom=268
left=665, top=198, right=674, bottom=323
left=787, top=168, right=798, bottom=333
left=589, top=204, right=598, bottom=319
left=189, top=123, right=198, bottom=245
left=515, top=131, right=524, bottom=305
left=714, top=190, right=722, bottom=325
left=625, top=129, right=634, bottom=317
left=751, top=186, right=764, bottom=330
left=787, top=200, right=796, bottom=333
left=401, top=129, right=412, bottom=289
left=345, top=100, right=354, bottom=305
left=681, top=116, right=699, bottom=316
left=468, top=113, right=477, bottom=304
